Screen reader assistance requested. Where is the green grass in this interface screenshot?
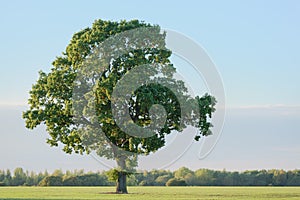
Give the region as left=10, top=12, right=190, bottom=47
left=0, top=186, right=300, bottom=200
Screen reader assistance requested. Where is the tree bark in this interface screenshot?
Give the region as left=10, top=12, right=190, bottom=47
left=115, top=156, right=128, bottom=194
left=116, top=171, right=128, bottom=194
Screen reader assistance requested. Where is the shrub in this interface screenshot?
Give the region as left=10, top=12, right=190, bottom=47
left=139, top=180, right=149, bottom=186
left=63, top=176, right=80, bottom=186
left=166, top=178, right=187, bottom=186
left=39, top=176, right=62, bottom=186
left=155, top=175, right=171, bottom=186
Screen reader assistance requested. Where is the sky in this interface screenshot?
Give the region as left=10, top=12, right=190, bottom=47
left=0, top=0, right=299, bottom=172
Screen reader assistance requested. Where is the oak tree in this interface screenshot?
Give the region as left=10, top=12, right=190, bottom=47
left=23, top=19, right=216, bottom=193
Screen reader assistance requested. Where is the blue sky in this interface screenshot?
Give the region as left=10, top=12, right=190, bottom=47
left=0, top=0, right=299, bottom=172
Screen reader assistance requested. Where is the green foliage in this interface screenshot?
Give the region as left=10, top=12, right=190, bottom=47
left=174, top=167, right=194, bottom=179
left=194, top=168, right=215, bottom=186
left=1, top=167, right=300, bottom=187
left=127, top=175, right=138, bottom=186
left=62, top=173, right=108, bottom=186
left=166, top=178, right=187, bottom=186
left=138, top=180, right=148, bottom=186
left=155, top=175, right=172, bottom=186
left=23, top=19, right=164, bottom=155
left=22, top=19, right=216, bottom=162
left=11, top=168, right=27, bottom=186
left=106, top=169, right=120, bottom=182
left=3, top=169, right=12, bottom=186
left=22, top=19, right=217, bottom=193
left=39, top=176, right=63, bottom=186
left=52, top=169, right=64, bottom=177
left=62, top=176, right=80, bottom=186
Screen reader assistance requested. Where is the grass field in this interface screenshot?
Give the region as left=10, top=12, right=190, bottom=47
left=0, top=186, right=300, bottom=200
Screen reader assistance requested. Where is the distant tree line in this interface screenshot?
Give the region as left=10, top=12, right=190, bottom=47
left=0, top=167, right=300, bottom=186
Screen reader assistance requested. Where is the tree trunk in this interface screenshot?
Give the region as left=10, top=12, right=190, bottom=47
left=116, top=171, right=128, bottom=194
left=115, top=156, right=128, bottom=194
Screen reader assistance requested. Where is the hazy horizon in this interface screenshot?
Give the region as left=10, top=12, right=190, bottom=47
left=1, top=104, right=299, bottom=172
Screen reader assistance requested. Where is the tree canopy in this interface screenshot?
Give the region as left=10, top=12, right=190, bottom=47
left=23, top=19, right=216, bottom=193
